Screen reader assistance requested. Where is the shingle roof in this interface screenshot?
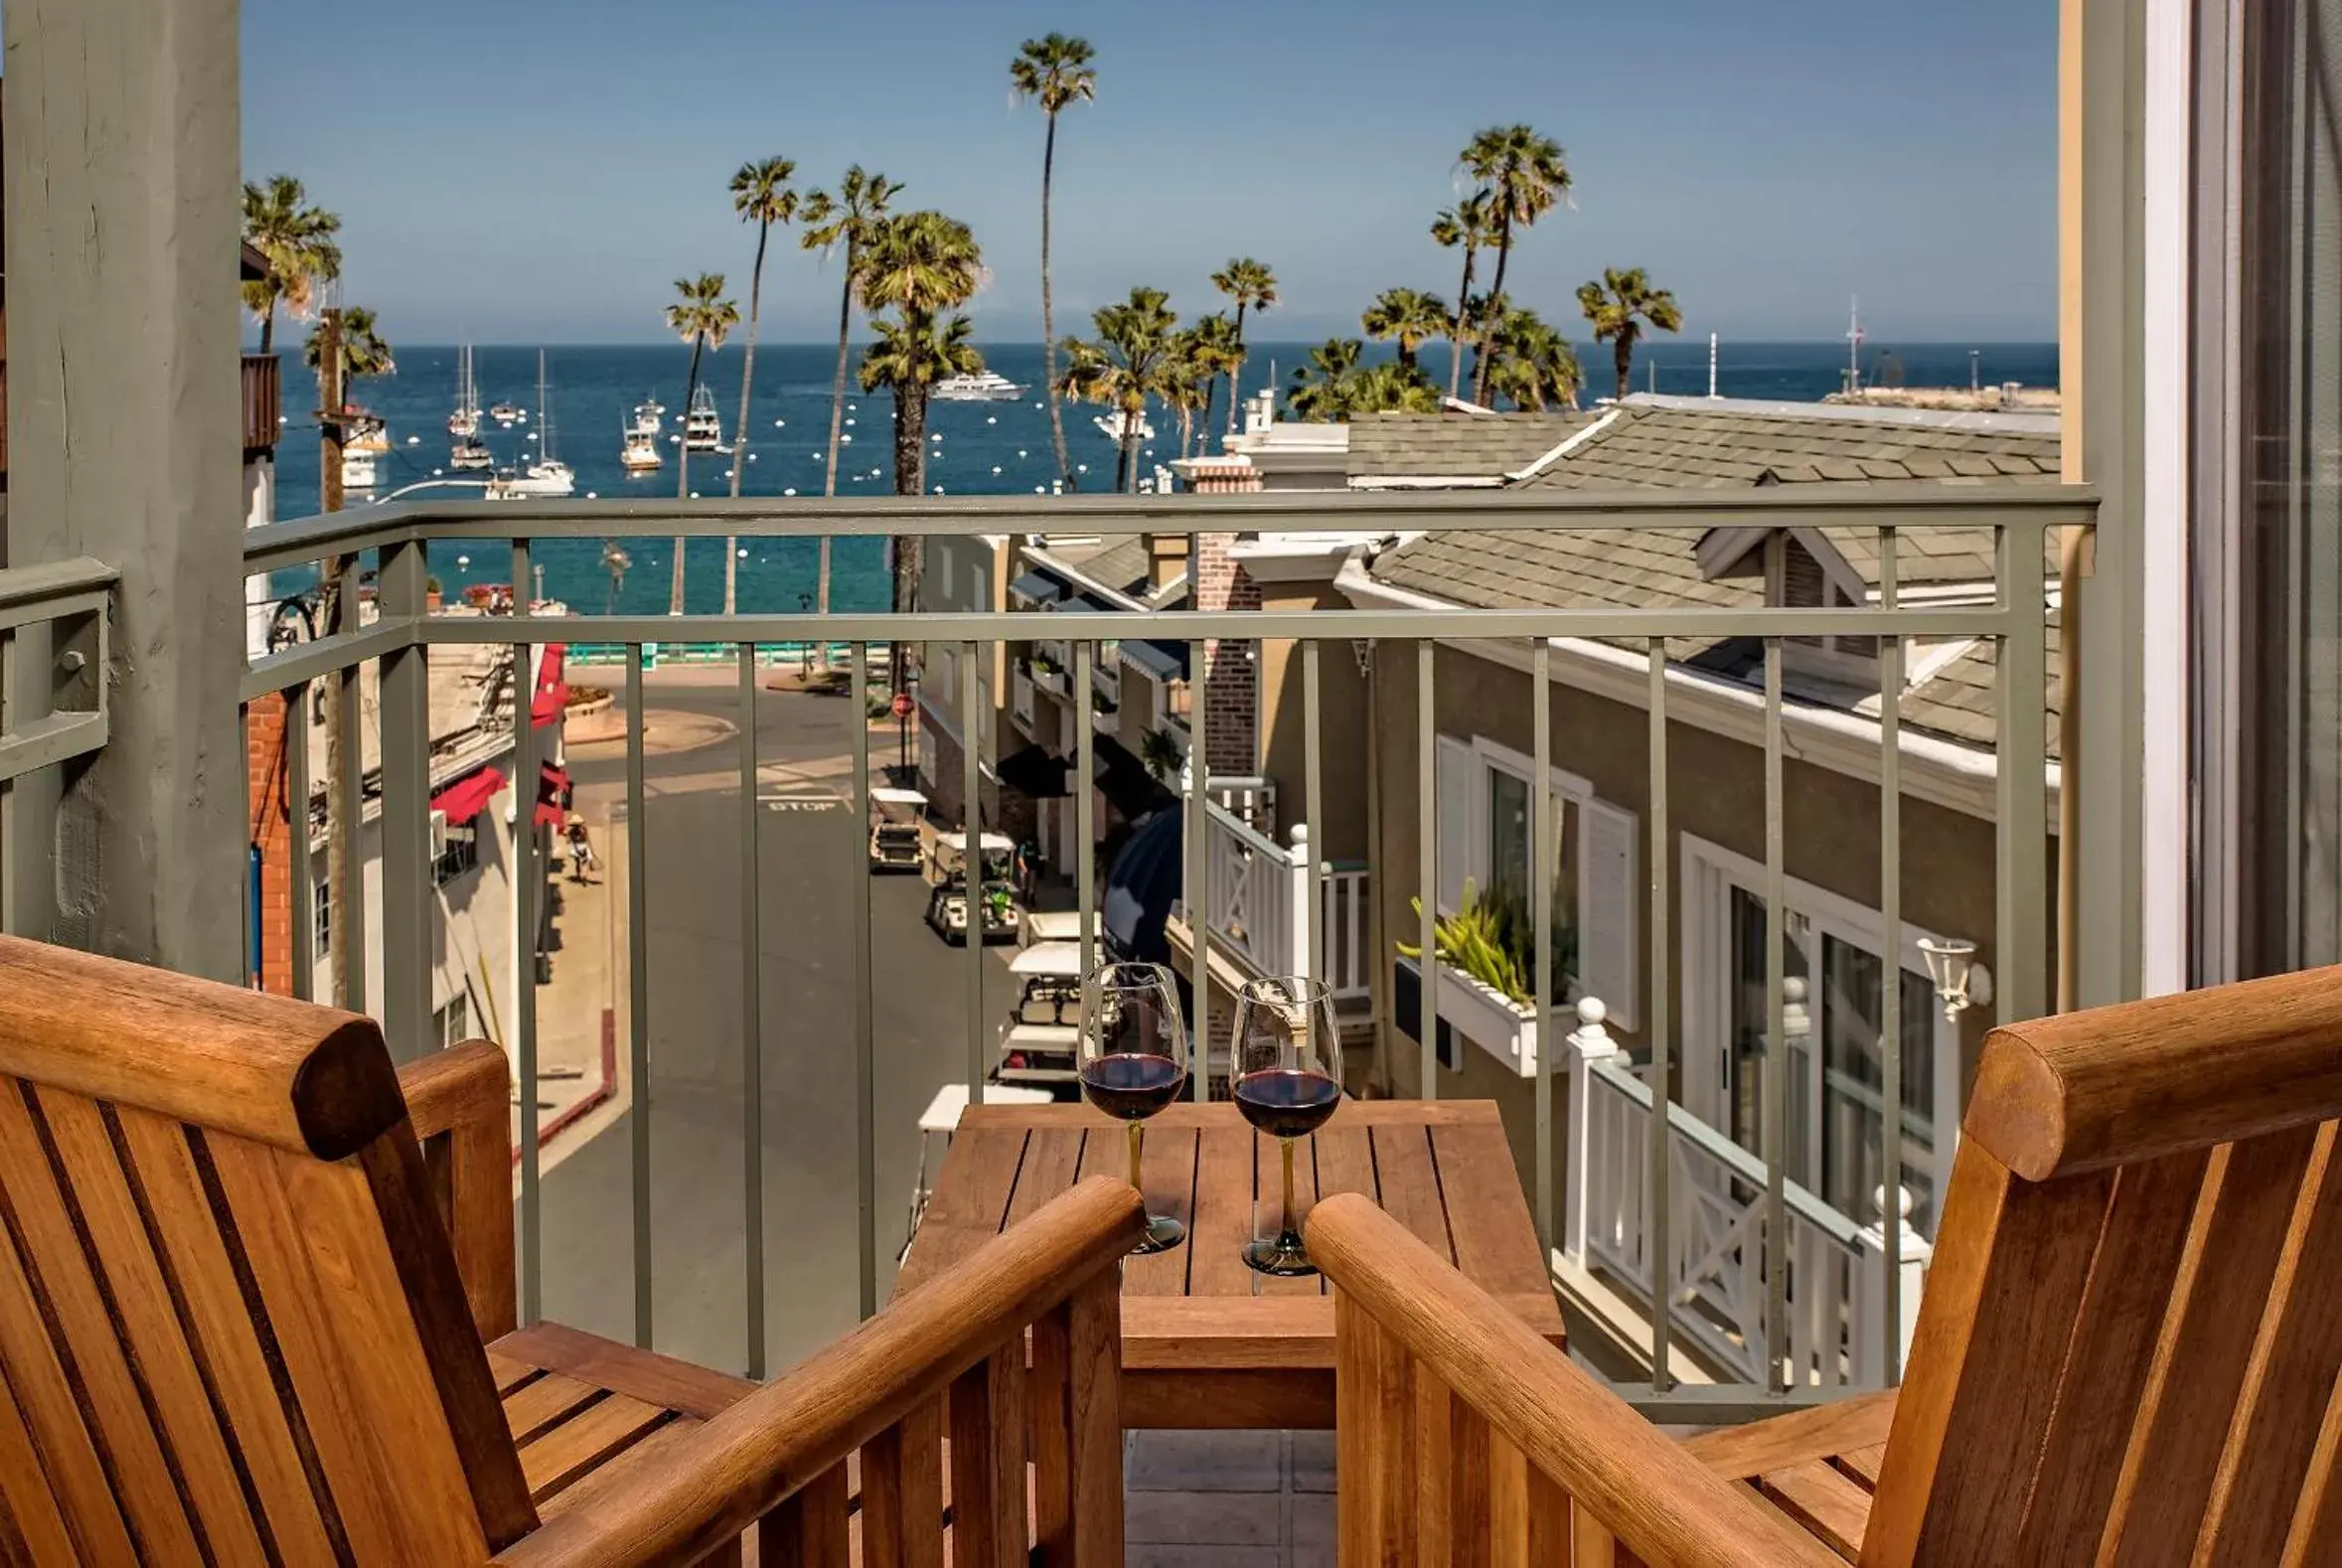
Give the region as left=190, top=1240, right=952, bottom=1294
left=1511, top=403, right=2061, bottom=491
left=1367, top=399, right=2066, bottom=757
left=1345, top=411, right=1600, bottom=482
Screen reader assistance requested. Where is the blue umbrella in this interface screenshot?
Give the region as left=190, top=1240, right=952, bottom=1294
left=1103, top=809, right=1181, bottom=963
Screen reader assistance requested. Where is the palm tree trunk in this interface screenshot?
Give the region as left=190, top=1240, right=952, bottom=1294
left=673, top=336, right=705, bottom=615
left=1476, top=217, right=1515, bottom=406
left=1178, top=405, right=1194, bottom=461
left=1200, top=372, right=1218, bottom=445
left=1616, top=335, right=1634, bottom=402
left=1226, top=302, right=1248, bottom=434
left=727, top=224, right=771, bottom=618
left=821, top=244, right=855, bottom=648
left=1041, top=113, right=1073, bottom=491
left=1450, top=249, right=1478, bottom=402
left=259, top=299, right=276, bottom=358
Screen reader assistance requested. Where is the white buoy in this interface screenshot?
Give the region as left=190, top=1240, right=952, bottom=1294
left=842, top=433, right=854, bottom=444
left=1034, top=486, right=1046, bottom=494
left=737, top=548, right=748, bottom=559
left=690, top=490, right=702, bottom=499
left=585, top=491, right=598, bottom=500
left=986, top=415, right=997, bottom=424
left=748, top=453, right=758, bottom=461
left=433, top=468, right=445, bottom=478
left=784, top=487, right=798, bottom=497
left=846, top=417, right=856, bottom=426
left=931, top=433, right=942, bottom=443
left=406, top=435, right=420, bottom=445
left=1017, top=449, right=1027, bottom=458
left=932, top=485, right=945, bottom=495
left=1077, top=463, right=1089, bottom=473
left=993, top=465, right=1003, bottom=474
left=457, top=555, right=471, bottom=568
left=849, top=403, right=858, bottom=411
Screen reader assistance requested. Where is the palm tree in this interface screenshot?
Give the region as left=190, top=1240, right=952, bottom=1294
left=302, top=306, right=394, bottom=384
left=1187, top=311, right=1243, bottom=443
left=241, top=175, right=342, bottom=356
left=1287, top=338, right=1364, bottom=422
left=1210, top=257, right=1278, bottom=433
left=1430, top=194, right=1493, bottom=401
left=855, top=210, right=985, bottom=626
left=1011, top=34, right=1098, bottom=492
left=800, top=168, right=903, bottom=644
left=1578, top=266, right=1683, bottom=402
left=724, top=158, right=799, bottom=617
left=664, top=273, right=739, bottom=614
left=1483, top=307, right=1585, bottom=411
left=1461, top=126, right=1571, bottom=404
left=1347, top=361, right=1444, bottom=414
left=1161, top=330, right=1215, bottom=462
left=1060, top=286, right=1176, bottom=492
left=1361, top=287, right=1452, bottom=374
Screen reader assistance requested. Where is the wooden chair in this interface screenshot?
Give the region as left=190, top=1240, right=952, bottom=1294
left=1314, top=968, right=2342, bottom=1565
left=0, top=936, right=1142, bottom=1564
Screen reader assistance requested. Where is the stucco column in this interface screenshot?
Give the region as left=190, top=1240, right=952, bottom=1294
left=4, top=0, right=246, bottom=978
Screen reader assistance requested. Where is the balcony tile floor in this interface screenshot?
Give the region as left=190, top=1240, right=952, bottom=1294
left=1126, top=1430, right=1334, bottom=1566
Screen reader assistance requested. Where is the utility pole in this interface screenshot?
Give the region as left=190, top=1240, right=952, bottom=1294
left=317, top=307, right=357, bottom=1011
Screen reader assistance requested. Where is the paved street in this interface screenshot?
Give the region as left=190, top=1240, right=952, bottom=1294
left=534, top=664, right=1025, bottom=1377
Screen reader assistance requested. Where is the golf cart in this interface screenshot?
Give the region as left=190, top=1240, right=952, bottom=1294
left=899, top=1081, right=1054, bottom=1262
left=1018, top=909, right=1102, bottom=950
left=866, top=786, right=926, bottom=872
left=991, top=940, right=1091, bottom=1094
left=924, top=831, right=1021, bottom=944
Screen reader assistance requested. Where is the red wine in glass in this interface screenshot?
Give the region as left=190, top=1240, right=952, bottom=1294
left=1080, top=1053, right=1187, bottom=1120
left=1233, top=1068, right=1342, bottom=1140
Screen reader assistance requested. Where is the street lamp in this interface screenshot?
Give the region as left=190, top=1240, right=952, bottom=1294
left=1917, top=936, right=1993, bottom=1022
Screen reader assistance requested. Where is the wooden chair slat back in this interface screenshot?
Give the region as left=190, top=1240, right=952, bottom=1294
left=1866, top=972, right=2342, bottom=1567
left=0, top=937, right=534, bottom=1564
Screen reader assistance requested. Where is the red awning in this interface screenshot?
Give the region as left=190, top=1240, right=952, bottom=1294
left=533, top=761, right=571, bottom=830
left=429, top=767, right=505, bottom=825
left=531, top=643, right=569, bottom=727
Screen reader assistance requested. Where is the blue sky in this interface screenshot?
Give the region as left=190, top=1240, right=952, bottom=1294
left=240, top=0, right=2055, bottom=345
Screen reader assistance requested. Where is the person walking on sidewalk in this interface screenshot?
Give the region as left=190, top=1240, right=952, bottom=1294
left=564, top=814, right=600, bottom=883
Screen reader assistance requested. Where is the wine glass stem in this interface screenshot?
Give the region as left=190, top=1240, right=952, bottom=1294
left=1281, top=1138, right=1297, bottom=1241
left=1128, top=1121, right=1144, bottom=1192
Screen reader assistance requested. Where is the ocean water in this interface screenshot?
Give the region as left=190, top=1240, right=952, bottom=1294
left=266, top=339, right=2057, bottom=615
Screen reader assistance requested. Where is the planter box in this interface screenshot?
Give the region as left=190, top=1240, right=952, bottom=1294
left=1393, top=955, right=1542, bottom=1077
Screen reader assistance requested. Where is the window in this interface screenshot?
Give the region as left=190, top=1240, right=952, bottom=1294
left=432, top=821, right=481, bottom=886
left=433, top=993, right=473, bottom=1048
left=1432, top=733, right=1639, bottom=1027
left=313, top=879, right=331, bottom=958
left=1683, top=834, right=1959, bottom=1235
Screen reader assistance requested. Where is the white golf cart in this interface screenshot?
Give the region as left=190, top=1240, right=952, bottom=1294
left=992, top=940, right=1091, bottom=1093
left=899, top=1081, right=1054, bottom=1262
left=923, top=830, right=1021, bottom=944
left=866, top=786, right=926, bottom=872
left=1018, top=909, right=1102, bottom=950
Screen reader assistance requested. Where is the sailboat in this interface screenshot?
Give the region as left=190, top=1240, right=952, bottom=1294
left=447, top=346, right=482, bottom=437
left=491, top=353, right=575, bottom=498
left=685, top=384, right=727, bottom=452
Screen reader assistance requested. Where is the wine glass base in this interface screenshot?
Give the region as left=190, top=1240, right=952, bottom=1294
left=1242, top=1236, right=1319, bottom=1277
left=1133, top=1213, right=1186, bottom=1254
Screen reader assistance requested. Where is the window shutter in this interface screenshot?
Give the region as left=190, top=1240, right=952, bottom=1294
left=1435, top=736, right=1475, bottom=915
left=1579, top=798, right=1639, bottom=1030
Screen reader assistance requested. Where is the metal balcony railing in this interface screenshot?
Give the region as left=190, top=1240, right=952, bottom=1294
left=6, top=484, right=2083, bottom=1420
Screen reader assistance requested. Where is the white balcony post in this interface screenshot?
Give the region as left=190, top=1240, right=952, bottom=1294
left=1851, top=1184, right=1933, bottom=1386
left=5, top=0, right=245, bottom=977
left=1561, top=997, right=1622, bottom=1268
left=1288, top=823, right=1314, bottom=980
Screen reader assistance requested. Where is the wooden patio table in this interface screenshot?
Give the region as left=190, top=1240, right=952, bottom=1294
left=893, top=1098, right=1566, bottom=1429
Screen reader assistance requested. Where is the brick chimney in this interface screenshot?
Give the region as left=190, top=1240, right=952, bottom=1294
left=1196, top=533, right=1262, bottom=778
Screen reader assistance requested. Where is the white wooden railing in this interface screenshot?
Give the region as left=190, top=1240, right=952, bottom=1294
left=1559, top=1001, right=1928, bottom=1389
left=1195, top=799, right=1371, bottom=1005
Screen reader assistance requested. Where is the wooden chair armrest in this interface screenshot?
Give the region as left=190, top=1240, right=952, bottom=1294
left=1680, top=1386, right=1901, bottom=1481
left=491, top=1177, right=1146, bottom=1567
left=396, top=1041, right=516, bottom=1340
left=1309, top=1193, right=1844, bottom=1568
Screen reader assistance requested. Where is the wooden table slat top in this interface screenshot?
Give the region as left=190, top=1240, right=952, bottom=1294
left=897, top=1099, right=1564, bottom=1424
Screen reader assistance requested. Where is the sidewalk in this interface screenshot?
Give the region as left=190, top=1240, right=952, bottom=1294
left=523, top=792, right=625, bottom=1169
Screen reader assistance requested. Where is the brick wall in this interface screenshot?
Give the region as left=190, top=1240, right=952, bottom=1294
left=1196, top=532, right=1262, bottom=778
left=245, top=693, right=294, bottom=994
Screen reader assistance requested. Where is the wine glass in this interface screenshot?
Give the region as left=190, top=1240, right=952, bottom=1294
left=1232, top=975, right=1343, bottom=1276
left=1078, top=962, right=1189, bottom=1253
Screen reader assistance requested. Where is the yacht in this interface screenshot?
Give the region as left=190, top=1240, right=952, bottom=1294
left=621, top=420, right=664, bottom=472
left=1093, top=408, right=1156, bottom=444
left=447, top=346, right=482, bottom=437
left=518, top=351, right=575, bottom=497
left=450, top=435, right=493, bottom=471
left=627, top=394, right=665, bottom=438
left=340, top=448, right=379, bottom=490
left=934, top=370, right=1023, bottom=401
left=685, top=384, right=727, bottom=452
left=490, top=399, right=524, bottom=424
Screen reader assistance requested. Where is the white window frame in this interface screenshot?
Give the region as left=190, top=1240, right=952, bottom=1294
left=1434, top=731, right=1638, bottom=1029
left=1676, top=831, right=1962, bottom=1220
